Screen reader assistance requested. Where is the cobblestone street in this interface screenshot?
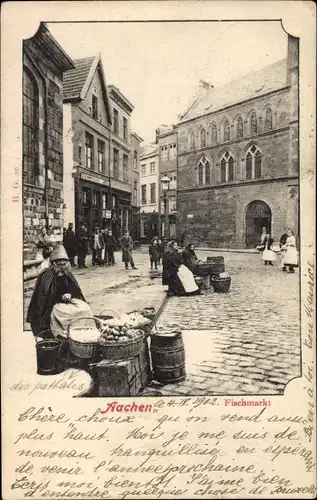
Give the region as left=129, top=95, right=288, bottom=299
left=146, top=250, right=301, bottom=396
left=23, top=249, right=301, bottom=397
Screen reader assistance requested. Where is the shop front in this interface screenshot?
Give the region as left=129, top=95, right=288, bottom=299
left=75, top=171, right=111, bottom=236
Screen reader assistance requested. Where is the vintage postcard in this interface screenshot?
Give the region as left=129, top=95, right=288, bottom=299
left=1, top=1, right=316, bottom=498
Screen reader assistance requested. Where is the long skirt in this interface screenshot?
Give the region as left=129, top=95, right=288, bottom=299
left=282, top=247, right=298, bottom=266
left=262, top=249, right=276, bottom=262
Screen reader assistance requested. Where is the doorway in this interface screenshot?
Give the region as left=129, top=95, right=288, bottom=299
left=245, top=200, right=271, bottom=248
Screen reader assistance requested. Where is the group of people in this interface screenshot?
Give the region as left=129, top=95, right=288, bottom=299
left=258, top=227, right=298, bottom=273
left=63, top=223, right=117, bottom=269
left=161, top=240, right=202, bottom=297
left=37, top=223, right=139, bottom=272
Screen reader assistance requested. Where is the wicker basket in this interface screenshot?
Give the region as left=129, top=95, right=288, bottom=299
left=212, top=276, right=231, bottom=293
left=67, top=317, right=102, bottom=359
left=99, top=333, right=144, bottom=361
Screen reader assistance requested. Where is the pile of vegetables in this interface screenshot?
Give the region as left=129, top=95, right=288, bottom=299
left=98, top=325, right=143, bottom=344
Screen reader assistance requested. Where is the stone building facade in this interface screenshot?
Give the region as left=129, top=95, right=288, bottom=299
left=156, top=125, right=178, bottom=239
left=63, top=55, right=112, bottom=237
left=108, top=85, right=134, bottom=238
left=131, top=132, right=143, bottom=241
left=23, top=23, right=74, bottom=258
left=139, top=143, right=160, bottom=242
left=177, top=35, right=299, bottom=249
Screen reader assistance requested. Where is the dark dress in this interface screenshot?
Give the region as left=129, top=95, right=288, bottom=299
left=27, top=267, right=85, bottom=336
left=64, top=229, right=77, bottom=262
left=149, top=244, right=160, bottom=263
left=162, top=246, right=186, bottom=294
left=182, top=248, right=199, bottom=274
left=76, top=228, right=88, bottom=267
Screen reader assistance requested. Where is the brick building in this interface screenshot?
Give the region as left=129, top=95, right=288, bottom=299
left=108, top=85, right=134, bottom=239
left=130, top=132, right=143, bottom=241
left=23, top=23, right=74, bottom=258
left=177, top=35, right=299, bottom=249
left=139, top=143, right=160, bottom=242
left=156, top=125, right=178, bottom=239
left=63, top=54, right=112, bottom=237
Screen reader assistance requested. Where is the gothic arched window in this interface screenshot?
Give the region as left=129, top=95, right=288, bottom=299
left=236, top=116, right=244, bottom=138
left=23, top=67, right=39, bottom=185
left=197, top=155, right=212, bottom=186
left=250, top=112, right=258, bottom=136
left=211, top=123, right=217, bottom=144
left=200, top=128, right=206, bottom=148
left=223, top=120, right=230, bottom=142
left=220, top=151, right=235, bottom=183
left=245, top=145, right=262, bottom=180
left=264, top=108, right=273, bottom=131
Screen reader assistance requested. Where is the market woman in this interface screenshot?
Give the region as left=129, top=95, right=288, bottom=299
left=182, top=243, right=200, bottom=274
left=281, top=229, right=298, bottom=273
left=162, top=240, right=201, bottom=296
left=27, top=245, right=92, bottom=338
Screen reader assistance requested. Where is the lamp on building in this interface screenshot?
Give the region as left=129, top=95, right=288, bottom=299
left=161, top=174, right=170, bottom=239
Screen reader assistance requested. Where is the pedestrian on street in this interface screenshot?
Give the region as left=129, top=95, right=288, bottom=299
left=157, top=238, right=164, bottom=265
left=120, top=229, right=137, bottom=270
left=149, top=238, right=160, bottom=270
left=76, top=223, right=88, bottom=268
left=105, top=230, right=117, bottom=266
left=162, top=240, right=200, bottom=296
left=281, top=229, right=298, bottom=273
left=262, top=233, right=276, bottom=266
left=91, top=226, right=105, bottom=266
left=101, top=229, right=109, bottom=265
left=63, top=223, right=77, bottom=267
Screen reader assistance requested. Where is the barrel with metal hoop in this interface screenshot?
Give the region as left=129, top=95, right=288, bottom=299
left=35, top=330, right=65, bottom=375
left=150, top=327, right=186, bottom=384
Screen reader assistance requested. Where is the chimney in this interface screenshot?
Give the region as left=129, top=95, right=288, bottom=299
left=199, top=80, right=213, bottom=91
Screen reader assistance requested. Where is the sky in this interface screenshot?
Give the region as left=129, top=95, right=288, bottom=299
left=49, top=21, right=287, bottom=144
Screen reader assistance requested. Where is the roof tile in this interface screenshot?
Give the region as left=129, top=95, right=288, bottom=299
left=181, top=59, right=287, bottom=121
left=63, top=56, right=96, bottom=100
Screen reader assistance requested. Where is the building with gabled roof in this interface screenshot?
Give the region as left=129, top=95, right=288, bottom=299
left=176, top=35, right=299, bottom=249
left=63, top=54, right=140, bottom=240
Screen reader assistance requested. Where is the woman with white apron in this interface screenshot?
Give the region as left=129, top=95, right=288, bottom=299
left=281, top=230, right=298, bottom=273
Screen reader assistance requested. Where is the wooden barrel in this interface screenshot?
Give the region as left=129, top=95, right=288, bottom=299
left=206, top=256, right=225, bottom=275
left=150, top=332, right=186, bottom=384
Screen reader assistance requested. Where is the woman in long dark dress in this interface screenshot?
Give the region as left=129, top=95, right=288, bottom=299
left=162, top=240, right=200, bottom=296
left=182, top=243, right=200, bottom=274
left=27, top=245, right=87, bottom=338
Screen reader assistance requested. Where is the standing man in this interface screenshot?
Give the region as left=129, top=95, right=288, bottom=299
left=102, top=229, right=109, bottom=265
left=64, top=223, right=77, bottom=267
left=106, top=229, right=117, bottom=266
left=120, top=229, right=137, bottom=270
left=76, top=222, right=88, bottom=269
left=91, top=226, right=104, bottom=266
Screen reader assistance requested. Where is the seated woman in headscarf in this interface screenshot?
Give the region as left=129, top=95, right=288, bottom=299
left=182, top=243, right=201, bottom=274
left=162, top=240, right=201, bottom=297
left=27, top=245, right=93, bottom=339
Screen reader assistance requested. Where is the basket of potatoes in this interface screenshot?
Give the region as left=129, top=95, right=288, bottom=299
left=98, top=323, right=144, bottom=360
